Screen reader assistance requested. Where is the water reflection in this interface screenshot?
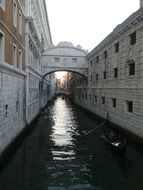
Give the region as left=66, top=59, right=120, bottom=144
left=51, top=99, right=76, bottom=147
left=46, top=98, right=100, bottom=189
left=0, top=97, right=143, bottom=190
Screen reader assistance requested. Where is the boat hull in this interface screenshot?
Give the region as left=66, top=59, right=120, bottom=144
left=101, top=134, right=126, bottom=149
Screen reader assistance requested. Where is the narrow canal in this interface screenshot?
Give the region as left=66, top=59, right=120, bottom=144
left=0, top=97, right=143, bottom=190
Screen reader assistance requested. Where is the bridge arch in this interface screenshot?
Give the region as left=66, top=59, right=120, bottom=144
left=42, top=69, right=87, bottom=81
left=42, top=42, right=88, bottom=78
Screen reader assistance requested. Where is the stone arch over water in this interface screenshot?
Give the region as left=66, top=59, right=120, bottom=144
left=42, top=42, right=88, bottom=78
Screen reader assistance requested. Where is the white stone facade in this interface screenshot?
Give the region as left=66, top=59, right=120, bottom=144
left=0, top=66, right=26, bottom=153
left=75, top=7, right=143, bottom=138
left=42, top=42, right=88, bottom=77
left=25, top=0, right=55, bottom=124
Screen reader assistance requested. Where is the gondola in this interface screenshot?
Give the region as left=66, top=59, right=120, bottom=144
left=101, top=131, right=126, bottom=149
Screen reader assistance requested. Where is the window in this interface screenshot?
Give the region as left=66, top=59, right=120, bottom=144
left=78, top=92, right=81, bottom=99
left=114, top=68, right=118, bottom=78
left=5, top=104, right=8, bottom=118
left=126, top=101, right=133, bottom=113
left=89, top=94, right=91, bottom=101
left=114, top=42, right=119, bottom=53
left=13, top=44, right=17, bottom=67
left=18, top=50, right=22, bottom=70
left=104, top=50, right=107, bottom=59
left=96, top=73, right=98, bottom=81
left=103, top=71, right=106, bottom=79
left=13, top=1, right=17, bottom=27
left=96, top=56, right=99, bottom=63
left=128, top=62, right=135, bottom=75
left=90, top=60, right=92, bottom=66
left=0, top=31, right=5, bottom=63
left=102, top=96, right=105, bottom=104
left=112, top=98, right=116, bottom=108
left=90, top=75, right=92, bottom=81
left=54, top=57, right=59, bottom=62
left=16, top=101, right=19, bottom=112
left=72, top=58, right=77, bottom=62
left=82, top=93, right=84, bottom=99
left=95, top=96, right=97, bottom=103
left=19, top=11, right=22, bottom=34
left=130, top=31, right=136, bottom=45
left=0, top=0, right=5, bottom=10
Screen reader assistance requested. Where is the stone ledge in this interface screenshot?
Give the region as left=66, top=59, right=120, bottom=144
left=0, top=62, right=26, bottom=77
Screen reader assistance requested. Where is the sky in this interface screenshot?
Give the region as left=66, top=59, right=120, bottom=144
left=46, top=0, right=139, bottom=52
left=56, top=71, right=67, bottom=79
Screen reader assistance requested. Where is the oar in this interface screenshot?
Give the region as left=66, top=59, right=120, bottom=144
left=82, top=125, right=101, bottom=136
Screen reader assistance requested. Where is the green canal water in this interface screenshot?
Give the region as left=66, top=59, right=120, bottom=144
left=0, top=97, right=143, bottom=190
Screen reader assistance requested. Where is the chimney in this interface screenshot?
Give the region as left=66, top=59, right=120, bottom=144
left=140, top=0, right=143, bottom=8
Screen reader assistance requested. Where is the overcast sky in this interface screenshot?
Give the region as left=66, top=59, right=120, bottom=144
left=46, top=0, right=139, bottom=51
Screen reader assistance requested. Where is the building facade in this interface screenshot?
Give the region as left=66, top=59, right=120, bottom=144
left=0, top=0, right=56, bottom=155
left=75, top=6, right=143, bottom=138
left=0, top=0, right=26, bottom=153
left=25, top=0, right=55, bottom=123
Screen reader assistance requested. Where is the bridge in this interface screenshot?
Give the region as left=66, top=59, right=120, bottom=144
left=56, top=89, right=70, bottom=96
left=42, top=42, right=88, bottom=79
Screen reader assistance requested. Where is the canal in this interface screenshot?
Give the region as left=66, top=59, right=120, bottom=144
left=0, top=97, right=143, bottom=190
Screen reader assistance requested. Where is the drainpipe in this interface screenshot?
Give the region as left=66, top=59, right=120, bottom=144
left=25, top=19, right=30, bottom=125
left=25, top=0, right=30, bottom=125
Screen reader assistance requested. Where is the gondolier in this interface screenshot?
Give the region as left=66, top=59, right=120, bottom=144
left=100, top=113, right=111, bottom=138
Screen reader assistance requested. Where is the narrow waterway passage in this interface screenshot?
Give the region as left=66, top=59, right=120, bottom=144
left=0, top=97, right=143, bottom=190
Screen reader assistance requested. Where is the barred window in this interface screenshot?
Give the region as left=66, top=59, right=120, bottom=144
left=95, top=96, right=97, bottom=102
left=96, top=73, right=98, bottom=81
left=96, top=56, right=99, bottom=63
left=114, top=68, right=118, bottom=78
left=72, top=58, right=77, bottom=62
left=126, top=101, right=133, bottom=113
left=114, top=42, right=119, bottom=53
left=130, top=31, right=136, bottom=45
left=129, top=62, right=135, bottom=75
left=103, top=71, right=106, bottom=79
left=104, top=50, right=107, bottom=59
left=102, top=97, right=105, bottom=104
left=112, top=98, right=116, bottom=108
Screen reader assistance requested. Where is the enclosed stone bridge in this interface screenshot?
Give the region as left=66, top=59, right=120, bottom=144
left=56, top=89, right=70, bottom=96
left=42, top=42, right=88, bottom=78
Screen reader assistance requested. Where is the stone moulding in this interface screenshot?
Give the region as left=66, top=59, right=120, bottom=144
left=0, top=62, right=26, bottom=77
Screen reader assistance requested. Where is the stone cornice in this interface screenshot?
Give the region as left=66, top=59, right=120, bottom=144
left=42, top=54, right=87, bottom=58
left=0, top=62, right=26, bottom=77
left=44, top=46, right=88, bottom=55
left=88, top=7, right=143, bottom=59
